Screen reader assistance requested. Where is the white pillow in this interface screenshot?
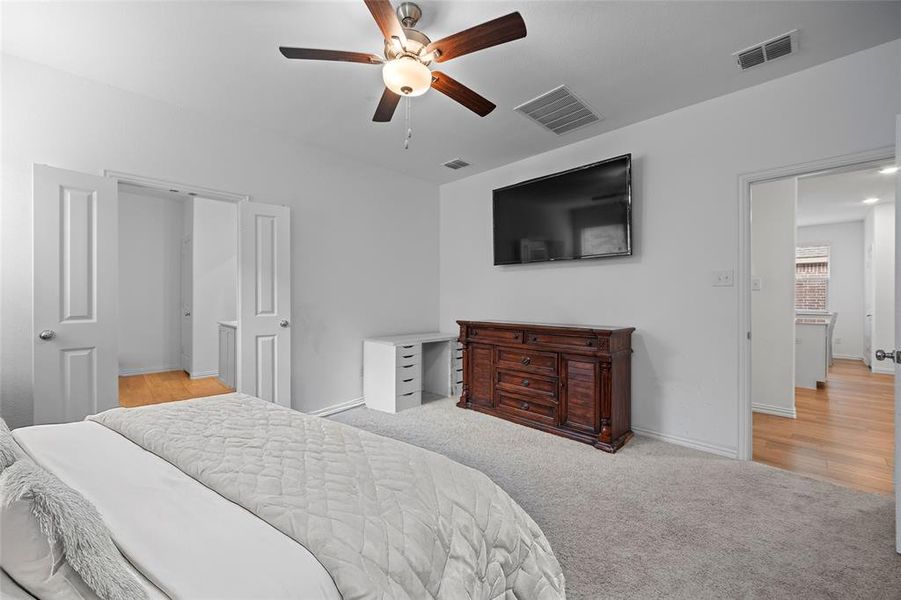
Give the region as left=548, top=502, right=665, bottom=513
left=0, top=461, right=147, bottom=600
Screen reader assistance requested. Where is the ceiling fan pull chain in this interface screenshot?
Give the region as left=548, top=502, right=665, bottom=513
left=403, top=97, right=413, bottom=150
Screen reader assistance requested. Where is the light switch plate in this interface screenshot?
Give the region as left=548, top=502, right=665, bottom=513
left=751, top=277, right=762, bottom=291
left=713, top=269, right=734, bottom=287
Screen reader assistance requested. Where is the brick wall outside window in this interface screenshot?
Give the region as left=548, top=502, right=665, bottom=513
left=795, top=245, right=830, bottom=311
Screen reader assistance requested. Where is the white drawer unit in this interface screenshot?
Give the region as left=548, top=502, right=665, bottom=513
left=364, top=332, right=459, bottom=413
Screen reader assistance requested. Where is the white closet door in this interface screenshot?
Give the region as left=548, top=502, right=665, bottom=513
left=33, top=164, right=119, bottom=424
left=238, top=201, right=291, bottom=407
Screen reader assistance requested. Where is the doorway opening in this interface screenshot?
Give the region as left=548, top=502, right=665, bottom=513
left=115, top=179, right=239, bottom=407
left=747, top=158, right=895, bottom=494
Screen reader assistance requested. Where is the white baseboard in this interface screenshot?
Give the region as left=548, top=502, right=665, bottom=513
left=308, top=397, right=364, bottom=418
left=871, top=364, right=895, bottom=375
left=752, top=403, right=797, bottom=419
left=189, top=369, right=218, bottom=380
left=833, top=354, right=863, bottom=361
left=631, top=425, right=737, bottom=459
left=119, top=365, right=181, bottom=376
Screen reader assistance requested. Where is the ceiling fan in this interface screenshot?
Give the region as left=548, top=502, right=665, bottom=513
left=279, top=0, right=527, bottom=123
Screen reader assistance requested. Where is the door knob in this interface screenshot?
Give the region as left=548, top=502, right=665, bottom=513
left=279, top=319, right=289, bottom=328
left=875, top=349, right=899, bottom=363
left=38, top=329, right=55, bottom=341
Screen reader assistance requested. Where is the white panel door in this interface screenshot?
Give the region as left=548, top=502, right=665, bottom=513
left=894, top=118, right=901, bottom=554
left=33, top=164, right=118, bottom=424
left=238, top=201, right=291, bottom=407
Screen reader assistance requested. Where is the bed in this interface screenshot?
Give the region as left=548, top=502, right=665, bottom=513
left=2, top=393, right=565, bottom=599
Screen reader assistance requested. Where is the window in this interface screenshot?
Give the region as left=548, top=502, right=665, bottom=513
left=795, top=245, right=830, bottom=311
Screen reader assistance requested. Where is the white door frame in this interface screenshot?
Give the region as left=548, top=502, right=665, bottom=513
left=103, top=170, right=250, bottom=380
left=102, top=171, right=250, bottom=205
left=736, top=146, right=894, bottom=461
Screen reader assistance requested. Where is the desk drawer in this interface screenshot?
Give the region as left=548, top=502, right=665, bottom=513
left=496, top=392, right=557, bottom=425
left=396, top=375, right=421, bottom=396
left=469, top=326, right=523, bottom=345
left=496, top=347, right=557, bottom=376
left=496, top=370, right=557, bottom=399
left=396, top=344, right=421, bottom=362
left=396, top=362, right=420, bottom=378
left=395, top=390, right=421, bottom=411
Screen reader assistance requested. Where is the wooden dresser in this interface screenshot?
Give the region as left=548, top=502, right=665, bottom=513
left=457, top=320, right=635, bottom=452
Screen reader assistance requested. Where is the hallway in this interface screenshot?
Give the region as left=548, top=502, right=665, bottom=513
left=119, top=370, right=233, bottom=408
left=754, top=359, right=894, bottom=494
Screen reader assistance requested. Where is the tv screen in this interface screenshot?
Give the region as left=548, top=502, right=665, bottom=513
left=492, top=154, right=632, bottom=265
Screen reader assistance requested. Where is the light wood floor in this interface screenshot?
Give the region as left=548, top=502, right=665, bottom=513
left=753, top=359, right=894, bottom=495
left=119, top=370, right=233, bottom=408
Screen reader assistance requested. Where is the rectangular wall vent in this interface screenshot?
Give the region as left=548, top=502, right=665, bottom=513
left=514, top=85, right=603, bottom=135
left=442, top=158, right=470, bottom=170
left=734, top=29, right=798, bottom=71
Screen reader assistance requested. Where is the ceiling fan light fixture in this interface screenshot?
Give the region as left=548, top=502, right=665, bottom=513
left=383, top=57, right=431, bottom=97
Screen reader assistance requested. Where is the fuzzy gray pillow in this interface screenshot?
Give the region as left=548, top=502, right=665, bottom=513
left=0, top=460, right=147, bottom=600
left=0, top=418, right=23, bottom=470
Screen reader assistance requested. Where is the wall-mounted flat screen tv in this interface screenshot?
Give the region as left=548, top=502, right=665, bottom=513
left=492, top=154, right=632, bottom=265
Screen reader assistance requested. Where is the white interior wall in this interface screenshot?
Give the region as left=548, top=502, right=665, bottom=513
left=0, top=55, right=439, bottom=428
left=117, top=191, right=184, bottom=375
left=190, top=197, right=237, bottom=378
left=750, top=179, right=797, bottom=418
left=870, top=202, right=897, bottom=374
left=796, top=221, right=866, bottom=360
left=438, top=40, right=900, bottom=456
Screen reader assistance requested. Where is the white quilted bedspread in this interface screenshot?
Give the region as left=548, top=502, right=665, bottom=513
left=88, top=394, right=565, bottom=600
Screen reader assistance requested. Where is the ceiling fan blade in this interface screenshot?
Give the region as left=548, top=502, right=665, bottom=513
left=373, top=87, right=401, bottom=122
left=364, top=0, right=407, bottom=47
left=430, top=71, right=495, bottom=117
left=425, top=12, right=526, bottom=63
left=279, top=47, right=383, bottom=64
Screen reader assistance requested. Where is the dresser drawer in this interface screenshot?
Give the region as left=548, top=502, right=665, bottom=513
left=526, top=331, right=599, bottom=351
left=496, top=392, right=557, bottom=425
left=496, top=370, right=557, bottom=399
left=496, top=347, right=557, bottom=376
left=469, top=326, right=523, bottom=345
left=396, top=344, right=422, bottom=361
left=396, top=375, right=421, bottom=396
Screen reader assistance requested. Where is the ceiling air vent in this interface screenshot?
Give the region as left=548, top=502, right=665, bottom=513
left=443, top=158, right=470, bottom=170
left=514, top=85, right=603, bottom=135
left=734, top=29, right=798, bottom=71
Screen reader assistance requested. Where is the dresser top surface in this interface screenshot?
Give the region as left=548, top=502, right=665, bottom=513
left=457, top=320, right=634, bottom=335
left=365, top=332, right=458, bottom=346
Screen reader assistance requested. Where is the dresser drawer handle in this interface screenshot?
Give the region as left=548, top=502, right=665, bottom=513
left=520, top=357, right=531, bottom=365
left=472, top=330, right=478, bottom=336
left=586, top=340, right=594, bottom=347
left=521, top=379, right=530, bottom=387
left=402, top=378, right=414, bottom=383
left=520, top=401, right=530, bottom=411
left=530, top=335, right=538, bottom=342
left=401, top=391, right=414, bottom=397
left=401, top=365, right=413, bottom=369
left=402, top=354, right=415, bottom=359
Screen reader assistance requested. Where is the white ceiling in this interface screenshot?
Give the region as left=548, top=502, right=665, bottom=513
left=797, top=163, right=896, bottom=228
left=4, top=1, right=901, bottom=183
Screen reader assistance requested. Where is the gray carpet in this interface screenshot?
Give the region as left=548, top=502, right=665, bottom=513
left=332, top=397, right=901, bottom=600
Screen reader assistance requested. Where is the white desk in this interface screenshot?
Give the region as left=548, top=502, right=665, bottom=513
left=363, top=332, right=463, bottom=413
